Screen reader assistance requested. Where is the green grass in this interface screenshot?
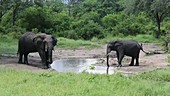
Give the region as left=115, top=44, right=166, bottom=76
left=0, top=37, right=18, bottom=55
left=133, top=68, right=170, bottom=82
left=57, top=37, right=99, bottom=49
left=0, top=67, right=170, bottom=96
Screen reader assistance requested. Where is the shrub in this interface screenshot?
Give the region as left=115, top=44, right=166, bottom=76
left=66, top=30, right=79, bottom=40
left=3, top=26, right=26, bottom=39
left=21, top=6, right=53, bottom=33
left=78, top=20, right=105, bottom=40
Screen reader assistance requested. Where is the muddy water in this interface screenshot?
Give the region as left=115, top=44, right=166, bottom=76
left=50, top=58, right=114, bottom=74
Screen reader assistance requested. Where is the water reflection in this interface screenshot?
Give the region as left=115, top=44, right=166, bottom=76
left=51, top=58, right=114, bottom=74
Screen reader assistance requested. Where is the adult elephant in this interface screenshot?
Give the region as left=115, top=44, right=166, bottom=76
left=106, top=40, right=148, bottom=68
left=18, top=32, right=57, bottom=69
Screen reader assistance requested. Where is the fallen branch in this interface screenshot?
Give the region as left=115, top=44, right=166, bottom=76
left=146, top=50, right=168, bottom=55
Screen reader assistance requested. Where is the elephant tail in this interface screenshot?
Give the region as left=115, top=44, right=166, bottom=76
left=140, top=43, right=150, bottom=54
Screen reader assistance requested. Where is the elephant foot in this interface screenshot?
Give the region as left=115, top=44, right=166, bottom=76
left=135, top=64, right=139, bottom=66
left=42, top=66, right=48, bottom=69
left=42, top=65, right=50, bottom=69
left=117, top=64, right=122, bottom=67
left=18, top=61, right=22, bottom=64
left=129, top=64, right=134, bottom=66
left=24, top=62, right=29, bottom=65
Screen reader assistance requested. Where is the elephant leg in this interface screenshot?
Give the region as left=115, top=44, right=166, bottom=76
left=117, top=52, right=124, bottom=67
left=135, top=53, right=140, bottom=66
left=18, top=53, right=23, bottom=64
left=135, top=57, right=139, bottom=66
left=116, top=52, right=119, bottom=62
left=24, top=53, right=29, bottom=64
left=45, top=52, right=50, bottom=68
left=39, top=51, right=48, bottom=69
left=129, top=57, right=134, bottom=66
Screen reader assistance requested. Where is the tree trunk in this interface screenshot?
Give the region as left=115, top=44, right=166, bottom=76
left=12, top=7, right=16, bottom=26
left=155, top=13, right=161, bottom=39
left=156, top=19, right=161, bottom=38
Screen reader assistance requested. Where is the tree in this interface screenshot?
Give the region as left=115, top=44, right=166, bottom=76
left=0, top=0, right=12, bottom=22
left=125, top=0, right=170, bottom=38
left=63, top=0, right=84, bottom=16
left=97, top=0, right=123, bottom=17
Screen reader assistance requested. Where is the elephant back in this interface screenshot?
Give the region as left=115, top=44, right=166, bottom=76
left=18, top=32, right=37, bottom=53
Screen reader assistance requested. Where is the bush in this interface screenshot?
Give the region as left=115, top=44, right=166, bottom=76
left=102, top=13, right=155, bottom=36
left=102, top=13, right=125, bottom=35
left=0, top=25, right=5, bottom=34
left=51, top=12, right=72, bottom=33
left=66, top=30, right=79, bottom=40
left=21, top=6, right=53, bottom=33
left=78, top=20, right=105, bottom=40
left=6, top=26, right=26, bottom=39
left=113, top=14, right=148, bottom=36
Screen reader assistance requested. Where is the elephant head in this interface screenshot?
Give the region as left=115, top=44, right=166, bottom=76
left=33, top=33, right=57, bottom=68
left=106, top=41, right=122, bottom=67
left=106, top=40, right=123, bottom=74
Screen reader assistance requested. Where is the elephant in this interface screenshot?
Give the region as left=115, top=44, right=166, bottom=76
left=18, top=32, right=57, bottom=69
left=106, top=40, right=148, bottom=68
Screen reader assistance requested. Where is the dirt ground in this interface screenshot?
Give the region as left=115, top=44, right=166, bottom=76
left=0, top=43, right=169, bottom=74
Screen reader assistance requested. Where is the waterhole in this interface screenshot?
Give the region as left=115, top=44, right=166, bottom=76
left=50, top=58, right=114, bottom=74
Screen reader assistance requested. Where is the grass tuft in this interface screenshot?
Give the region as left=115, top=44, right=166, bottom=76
left=0, top=37, right=18, bottom=55
left=0, top=67, right=170, bottom=96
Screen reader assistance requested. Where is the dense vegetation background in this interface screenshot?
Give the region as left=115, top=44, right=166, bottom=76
left=0, top=0, right=170, bottom=40
left=1, top=1, right=170, bottom=95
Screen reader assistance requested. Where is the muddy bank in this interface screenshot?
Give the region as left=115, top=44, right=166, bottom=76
left=0, top=43, right=169, bottom=74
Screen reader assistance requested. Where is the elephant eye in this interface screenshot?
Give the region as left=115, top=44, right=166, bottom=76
left=108, top=45, right=112, bottom=48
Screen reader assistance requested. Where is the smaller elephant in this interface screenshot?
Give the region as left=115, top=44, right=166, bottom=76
left=106, top=40, right=148, bottom=68
left=18, top=32, right=57, bottom=69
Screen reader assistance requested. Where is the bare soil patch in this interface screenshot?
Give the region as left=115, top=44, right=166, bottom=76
left=0, top=43, right=169, bottom=74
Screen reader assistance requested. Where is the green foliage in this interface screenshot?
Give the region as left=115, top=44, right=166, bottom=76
left=79, top=20, right=104, bottom=40
left=0, top=36, right=18, bottom=55
left=132, top=34, right=159, bottom=43
left=167, top=56, right=170, bottom=63
left=133, top=68, right=170, bottom=82
left=114, top=14, right=149, bottom=36
left=125, top=0, right=170, bottom=38
left=102, top=13, right=156, bottom=37
left=21, top=6, right=53, bottom=33
left=57, top=37, right=99, bottom=49
left=63, top=30, right=79, bottom=40
left=102, top=13, right=120, bottom=35
left=72, top=11, right=105, bottom=40
left=96, top=34, right=159, bottom=44
left=0, top=0, right=169, bottom=40
left=89, top=65, right=95, bottom=70
left=1, top=67, right=170, bottom=96
left=52, top=12, right=72, bottom=35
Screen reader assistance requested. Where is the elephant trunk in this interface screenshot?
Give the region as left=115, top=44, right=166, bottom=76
left=106, top=55, right=109, bottom=68
left=47, top=49, right=53, bottom=64
left=106, top=49, right=110, bottom=74
left=106, top=48, right=110, bottom=68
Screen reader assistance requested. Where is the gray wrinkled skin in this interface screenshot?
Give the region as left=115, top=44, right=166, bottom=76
left=18, top=32, right=57, bottom=69
left=106, top=40, right=147, bottom=68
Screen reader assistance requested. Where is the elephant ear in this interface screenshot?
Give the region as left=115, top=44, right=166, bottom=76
left=33, top=33, right=46, bottom=43
left=114, top=41, right=123, bottom=50
left=52, top=36, right=57, bottom=46
left=33, top=33, right=47, bottom=51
